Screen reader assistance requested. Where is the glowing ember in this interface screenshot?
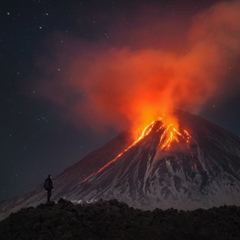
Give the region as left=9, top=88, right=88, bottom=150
left=82, top=117, right=192, bottom=183
left=194, top=163, right=198, bottom=171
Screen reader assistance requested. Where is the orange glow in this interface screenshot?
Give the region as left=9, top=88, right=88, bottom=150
left=136, top=121, right=156, bottom=142
left=173, top=128, right=182, bottom=136
left=41, top=1, right=240, bottom=139
left=158, top=122, right=190, bottom=150
left=82, top=117, right=192, bottom=183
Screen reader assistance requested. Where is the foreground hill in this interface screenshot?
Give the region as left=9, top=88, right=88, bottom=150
left=0, top=199, right=240, bottom=240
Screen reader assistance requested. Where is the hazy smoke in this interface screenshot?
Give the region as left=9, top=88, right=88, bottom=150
left=39, top=0, right=240, bottom=137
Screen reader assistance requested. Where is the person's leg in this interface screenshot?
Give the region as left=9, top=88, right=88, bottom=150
left=47, top=190, right=51, bottom=202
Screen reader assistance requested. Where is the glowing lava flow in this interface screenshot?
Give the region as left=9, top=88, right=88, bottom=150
left=81, top=119, right=192, bottom=183
left=159, top=124, right=190, bottom=150
left=81, top=121, right=156, bottom=183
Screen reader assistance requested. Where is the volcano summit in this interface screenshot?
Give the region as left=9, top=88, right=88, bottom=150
left=1, top=110, right=240, bottom=220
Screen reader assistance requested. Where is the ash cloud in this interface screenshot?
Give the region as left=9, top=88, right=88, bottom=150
left=38, top=0, right=240, bottom=136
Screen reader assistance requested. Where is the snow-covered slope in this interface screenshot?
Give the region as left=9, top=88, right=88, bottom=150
left=1, top=110, right=240, bottom=220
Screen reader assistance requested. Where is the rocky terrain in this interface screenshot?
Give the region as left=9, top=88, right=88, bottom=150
left=1, top=199, right=240, bottom=240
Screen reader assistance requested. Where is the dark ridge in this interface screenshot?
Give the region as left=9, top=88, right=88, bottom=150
left=0, top=199, right=240, bottom=240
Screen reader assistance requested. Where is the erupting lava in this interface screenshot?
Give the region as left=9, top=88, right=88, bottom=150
left=159, top=123, right=191, bottom=150
left=82, top=117, right=192, bottom=183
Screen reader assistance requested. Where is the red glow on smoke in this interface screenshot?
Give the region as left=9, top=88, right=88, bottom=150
left=39, top=0, right=240, bottom=139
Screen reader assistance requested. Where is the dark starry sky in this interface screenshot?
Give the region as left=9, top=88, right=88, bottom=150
left=1, top=0, right=240, bottom=201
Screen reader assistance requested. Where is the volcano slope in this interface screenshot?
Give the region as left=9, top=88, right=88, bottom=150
left=1, top=110, right=240, bottom=220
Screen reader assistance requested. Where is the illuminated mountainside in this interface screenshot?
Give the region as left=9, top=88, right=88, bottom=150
left=1, top=110, right=240, bottom=220
left=65, top=110, right=240, bottom=210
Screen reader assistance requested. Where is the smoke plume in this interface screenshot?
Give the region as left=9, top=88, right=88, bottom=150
left=38, top=0, right=240, bottom=139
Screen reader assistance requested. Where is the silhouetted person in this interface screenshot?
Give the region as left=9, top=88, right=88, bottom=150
left=44, top=174, right=53, bottom=202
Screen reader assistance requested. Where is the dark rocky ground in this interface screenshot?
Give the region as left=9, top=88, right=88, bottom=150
left=0, top=199, right=240, bottom=240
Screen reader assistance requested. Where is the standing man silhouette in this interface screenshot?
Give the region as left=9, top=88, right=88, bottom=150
left=44, top=174, right=53, bottom=202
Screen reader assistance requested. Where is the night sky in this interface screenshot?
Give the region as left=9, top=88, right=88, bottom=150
left=1, top=0, right=240, bottom=201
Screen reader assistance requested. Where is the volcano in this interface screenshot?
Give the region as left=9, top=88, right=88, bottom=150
left=1, top=110, right=240, bottom=220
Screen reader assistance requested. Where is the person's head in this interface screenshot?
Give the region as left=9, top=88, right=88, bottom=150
left=48, top=174, right=51, bottom=179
